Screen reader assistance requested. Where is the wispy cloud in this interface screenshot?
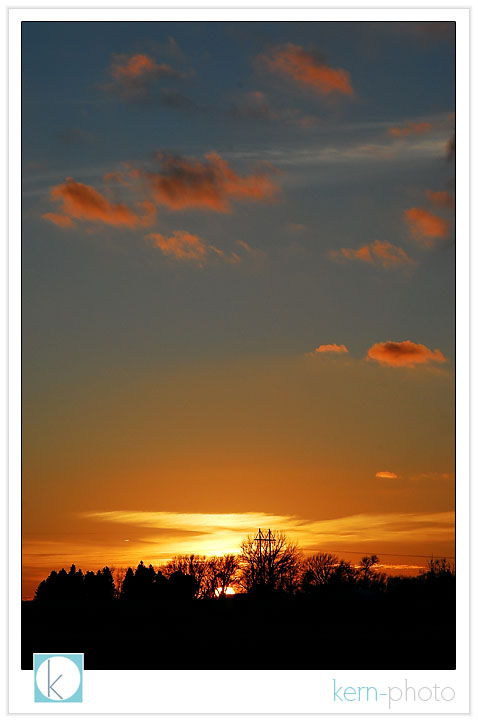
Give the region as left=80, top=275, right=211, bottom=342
left=376, top=471, right=452, bottom=482
left=235, top=239, right=266, bottom=263
left=146, top=230, right=241, bottom=266
left=146, top=230, right=208, bottom=262
left=229, top=90, right=275, bottom=121
left=57, top=127, right=98, bottom=145
left=229, top=90, right=318, bottom=128
left=367, top=340, right=447, bottom=368
left=81, top=508, right=455, bottom=556
left=408, top=472, right=453, bottom=483
left=387, top=121, right=432, bottom=138
left=329, top=240, right=414, bottom=269
left=259, top=43, right=353, bottom=97
left=388, top=21, right=454, bottom=44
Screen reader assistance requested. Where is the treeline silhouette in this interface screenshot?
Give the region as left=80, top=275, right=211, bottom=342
left=34, top=565, right=116, bottom=602
left=33, top=535, right=455, bottom=602
left=22, top=532, right=456, bottom=671
left=35, top=554, right=239, bottom=603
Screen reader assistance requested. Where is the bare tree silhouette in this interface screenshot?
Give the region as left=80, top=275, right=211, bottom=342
left=302, top=552, right=339, bottom=589
left=239, top=530, right=302, bottom=592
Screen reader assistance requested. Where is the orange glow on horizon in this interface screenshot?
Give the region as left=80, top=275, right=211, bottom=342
left=22, top=508, right=455, bottom=599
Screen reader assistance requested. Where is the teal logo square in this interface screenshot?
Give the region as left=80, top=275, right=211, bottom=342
left=34, top=653, right=83, bottom=703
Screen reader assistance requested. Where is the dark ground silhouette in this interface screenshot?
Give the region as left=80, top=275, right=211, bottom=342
left=22, top=544, right=455, bottom=670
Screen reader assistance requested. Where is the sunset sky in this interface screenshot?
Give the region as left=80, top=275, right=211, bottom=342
left=22, top=21, right=455, bottom=598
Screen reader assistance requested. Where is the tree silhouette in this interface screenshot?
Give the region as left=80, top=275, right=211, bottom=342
left=239, top=531, right=301, bottom=593
left=302, top=552, right=339, bottom=589
left=163, top=555, right=209, bottom=598
left=330, top=559, right=357, bottom=587
left=419, top=557, right=455, bottom=594
left=100, top=566, right=115, bottom=600
left=168, top=570, right=196, bottom=600
left=34, top=565, right=115, bottom=602
left=358, top=555, right=385, bottom=589
left=215, top=554, right=238, bottom=596
left=424, top=557, right=455, bottom=580
left=359, top=554, right=378, bottom=582
left=121, top=567, right=135, bottom=600
left=194, top=554, right=239, bottom=598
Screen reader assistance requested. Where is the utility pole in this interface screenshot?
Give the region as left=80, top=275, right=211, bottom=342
left=254, top=528, right=275, bottom=586
left=254, top=528, right=266, bottom=584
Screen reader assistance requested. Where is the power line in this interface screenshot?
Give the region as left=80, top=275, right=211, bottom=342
left=310, top=549, right=455, bottom=559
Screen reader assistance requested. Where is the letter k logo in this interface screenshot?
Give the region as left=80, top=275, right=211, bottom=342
left=47, top=658, right=63, bottom=699
left=34, top=654, right=83, bottom=703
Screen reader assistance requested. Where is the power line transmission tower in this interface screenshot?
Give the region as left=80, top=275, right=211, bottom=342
left=254, top=528, right=266, bottom=583
left=254, top=528, right=275, bottom=585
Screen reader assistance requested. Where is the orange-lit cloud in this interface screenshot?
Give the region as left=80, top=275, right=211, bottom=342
left=370, top=241, right=414, bottom=268
left=425, top=189, right=455, bottom=210
left=336, top=244, right=372, bottom=263
left=111, top=54, right=187, bottom=81
left=146, top=230, right=207, bottom=262
left=260, top=43, right=353, bottom=97
left=329, top=240, right=414, bottom=269
left=80, top=508, right=454, bottom=558
left=377, top=471, right=452, bottom=482
left=102, top=53, right=192, bottom=101
left=367, top=340, right=447, bottom=368
left=42, top=212, right=76, bottom=228
left=403, top=207, right=450, bottom=246
left=43, top=153, right=278, bottom=231
left=110, top=53, right=188, bottom=81
left=111, top=54, right=159, bottom=80
left=310, top=344, right=349, bottom=355
left=387, top=121, right=432, bottom=138
left=43, top=178, right=156, bottom=229
left=146, top=230, right=243, bottom=266
left=141, top=151, right=279, bottom=212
